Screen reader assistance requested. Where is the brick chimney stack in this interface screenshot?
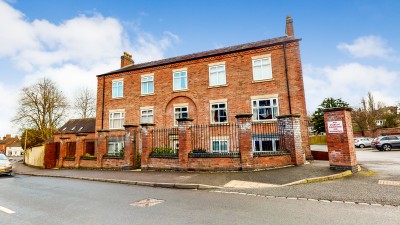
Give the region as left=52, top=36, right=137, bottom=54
left=285, top=16, right=294, bottom=37
left=121, top=52, right=134, bottom=68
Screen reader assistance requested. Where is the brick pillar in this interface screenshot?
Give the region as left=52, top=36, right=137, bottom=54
left=324, top=107, right=358, bottom=173
left=75, top=133, right=87, bottom=168
left=177, top=118, right=193, bottom=170
left=96, top=130, right=109, bottom=168
left=123, top=124, right=139, bottom=170
left=236, top=114, right=253, bottom=170
left=277, top=114, right=305, bottom=165
left=58, top=137, right=70, bottom=167
left=140, top=123, right=154, bottom=170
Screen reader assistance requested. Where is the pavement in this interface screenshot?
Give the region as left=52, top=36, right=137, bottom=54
left=11, top=158, right=355, bottom=190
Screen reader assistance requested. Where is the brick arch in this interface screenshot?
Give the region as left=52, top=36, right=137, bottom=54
left=163, top=95, right=198, bottom=127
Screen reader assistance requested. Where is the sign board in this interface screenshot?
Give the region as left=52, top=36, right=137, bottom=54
left=327, top=121, right=344, bottom=133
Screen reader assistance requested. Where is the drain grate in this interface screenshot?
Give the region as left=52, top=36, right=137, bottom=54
left=130, top=198, right=165, bottom=208
left=378, top=180, right=400, bottom=186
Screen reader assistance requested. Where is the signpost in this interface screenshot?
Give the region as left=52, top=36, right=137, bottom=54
left=327, top=121, right=344, bottom=133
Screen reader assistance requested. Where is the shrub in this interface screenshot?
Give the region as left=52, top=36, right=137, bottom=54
left=152, top=147, right=174, bottom=154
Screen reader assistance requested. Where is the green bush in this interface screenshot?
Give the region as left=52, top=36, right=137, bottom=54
left=152, top=147, right=174, bottom=154
left=84, top=153, right=95, bottom=157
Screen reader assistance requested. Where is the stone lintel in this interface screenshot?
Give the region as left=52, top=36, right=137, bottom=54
left=323, top=107, right=353, bottom=113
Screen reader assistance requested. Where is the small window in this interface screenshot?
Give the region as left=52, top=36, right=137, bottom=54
left=212, top=140, right=228, bottom=153
left=109, top=112, right=125, bottom=129
left=107, top=139, right=124, bottom=157
left=252, top=57, right=272, bottom=81
left=252, top=137, right=279, bottom=152
left=210, top=103, right=227, bottom=124
left=174, top=106, right=189, bottom=126
left=141, top=109, right=154, bottom=124
left=173, top=70, right=188, bottom=91
left=141, top=75, right=154, bottom=95
left=112, top=80, right=123, bottom=98
left=252, top=98, right=279, bottom=121
left=209, top=65, right=226, bottom=86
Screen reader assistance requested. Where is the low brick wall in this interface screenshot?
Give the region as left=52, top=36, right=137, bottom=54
left=144, top=157, right=180, bottom=170
left=102, top=158, right=128, bottom=169
left=188, top=157, right=241, bottom=171
left=311, top=151, right=329, bottom=161
left=62, top=158, right=75, bottom=168
left=354, top=128, right=400, bottom=138
left=79, top=158, right=98, bottom=168
left=251, top=153, right=292, bottom=168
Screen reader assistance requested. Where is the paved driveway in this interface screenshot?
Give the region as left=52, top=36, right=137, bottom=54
left=356, top=148, right=400, bottom=178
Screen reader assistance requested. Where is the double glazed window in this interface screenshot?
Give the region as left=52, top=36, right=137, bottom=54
left=210, top=103, right=227, bottom=124
left=173, top=70, right=188, bottom=91
left=141, top=75, right=154, bottom=95
left=174, top=106, right=188, bottom=126
left=252, top=98, right=279, bottom=121
left=107, top=138, right=124, bottom=156
left=112, top=80, right=123, bottom=98
left=209, top=65, right=226, bottom=86
left=252, top=57, right=272, bottom=81
left=141, top=109, right=154, bottom=124
left=109, top=112, right=125, bottom=129
left=212, top=140, right=228, bottom=153
left=252, top=136, right=279, bottom=152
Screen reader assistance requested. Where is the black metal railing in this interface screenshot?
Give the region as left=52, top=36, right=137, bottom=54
left=152, top=127, right=178, bottom=154
left=191, top=124, right=239, bottom=153
left=251, top=122, right=286, bottom=152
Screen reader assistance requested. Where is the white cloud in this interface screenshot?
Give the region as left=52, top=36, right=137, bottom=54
left=337, top=35, right=393, bottom=59
left=304, top=63, right=399, bottom=112
left=0, top=0, right=180, bottom=135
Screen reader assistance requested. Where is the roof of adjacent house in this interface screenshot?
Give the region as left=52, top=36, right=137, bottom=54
left=7, top=141, right=21, bottom=148
left=57, top=118, right=96, bottom=134
left=98, top=35, right=301, bottom=77
left=0, top=137, right=16, bottom=145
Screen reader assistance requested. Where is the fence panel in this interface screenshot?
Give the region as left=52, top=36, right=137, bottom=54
left=152, top=127, right=178, bottom=154
left=251, top=122, right=286, bottom=152
left=191, top=124, right=239, bottom=153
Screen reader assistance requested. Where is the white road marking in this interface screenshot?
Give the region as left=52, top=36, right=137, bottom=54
left=0, top=206, right=15, bottom=214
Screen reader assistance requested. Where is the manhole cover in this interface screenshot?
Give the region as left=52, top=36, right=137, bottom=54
left=378, top=180, right=400, bottom=186
left=130, top=198, right=165, bottom=207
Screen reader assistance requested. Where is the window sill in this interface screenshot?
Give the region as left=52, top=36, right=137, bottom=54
left=252, top=78, right=273, bottom=83
left=173, top=89, right=188, bottom=93
left=252, top=119, right=278, bottom=124
left=111, top=97, right=124, bottom=100
left=109, top=128, right=125, bottom=131
left=140, top=93, right=155, bottom=97
left=208, top=84, right=228, bottom=89
left=210, top=123, right=229, bottom=126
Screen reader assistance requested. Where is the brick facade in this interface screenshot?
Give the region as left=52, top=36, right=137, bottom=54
left=95, top=17, right=311, bottom=164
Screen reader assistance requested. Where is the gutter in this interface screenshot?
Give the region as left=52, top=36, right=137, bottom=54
left=283, top=43, right=292, bottom=114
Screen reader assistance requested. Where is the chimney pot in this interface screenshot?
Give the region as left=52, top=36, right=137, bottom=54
left=121, top=52, right=134, bottom=68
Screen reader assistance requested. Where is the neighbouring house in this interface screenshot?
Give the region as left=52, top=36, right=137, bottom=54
left=6, top=141, right=23, bottom=156
left=0, top=134, right=19, bottom=154
left=51, top=118, right=96, bottom=169
left=85, top=16, right=310, bottom=171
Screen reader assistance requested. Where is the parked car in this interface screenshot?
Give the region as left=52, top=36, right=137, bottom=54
left=0, top=153, right=12, bottom=176
left=354, top=137, right=373, bottom=148
left=371, top=136, right=400, bottom=151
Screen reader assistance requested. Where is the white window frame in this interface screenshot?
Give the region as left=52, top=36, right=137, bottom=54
left=107, top=140, right=124, bottom=156
left=174, top=106, right=189, bottom=126
left=211, top=140, right=229, bottom=153
left=209, top=64, right=226, bottom=86
left=173, top=70, right=188, bottom=91
left=252, top=137, right=279, bottom=152
left=210, top=102, right=228, bottom=124
left=252, top=98, right=279, bottom=121
left=141, top=109, right=154, bottom=124
left=141, top=75, right=154, bottom=95
left=109, top=111, right=125, bottom=129
left=112, top=80, right=123, bottom=98
left=252, top=56, right=272, bottom=81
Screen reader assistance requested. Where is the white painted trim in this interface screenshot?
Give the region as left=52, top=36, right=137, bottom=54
left=209, top=99, right=227, bottom=103
left=251, top=94, right=278, bottom=100
left=172, top=67, right=188, bottom=72
left=173, top=103, right=189, bottom=107
left=109, top=109, right=125, bottom=112
left=141, top=73, right=154, bottom=77
left=208, top=61, right=225, bottom=67
left=251, top=54, right=271, bottom=60
left=140, top=106, right=154, bottom=110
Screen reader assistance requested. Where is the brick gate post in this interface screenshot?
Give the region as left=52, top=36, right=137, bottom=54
left=96, top=129, right=109, bottom=168
left=140, top=123, right=154, bottom=170
left=277, top=114, right=304, bottom=165
left=236, top=114, right=253, bottom=170
left=58, top=136, right=70, bottom=168
left=177, top=118, right=193, bottom=170
left=75, top=133, right=87, bottom=168
left=123, top=124, right=139, bottom=169
left=323, top=107, right=358, bottom=172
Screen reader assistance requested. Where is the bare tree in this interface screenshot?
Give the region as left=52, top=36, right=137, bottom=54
left=352, top=92, right=386, bottom=134
left=12, top=78, right=68, bottom=143
left=73, top=87, right=96, bottom=118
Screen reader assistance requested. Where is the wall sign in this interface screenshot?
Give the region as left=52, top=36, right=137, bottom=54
left=327, top=121, right=344, bottom=133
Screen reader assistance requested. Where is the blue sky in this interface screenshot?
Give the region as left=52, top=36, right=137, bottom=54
left=1, top=0, right=399, bottom=136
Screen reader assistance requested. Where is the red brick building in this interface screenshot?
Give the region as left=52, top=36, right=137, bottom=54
left=91, top=16, right=309, bottom=170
